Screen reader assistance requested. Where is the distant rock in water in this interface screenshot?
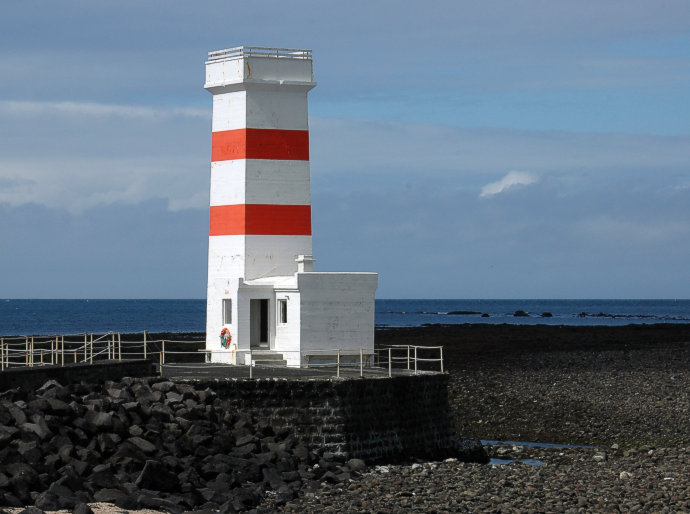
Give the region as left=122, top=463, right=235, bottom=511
left=513, top=310, right=529, bottom=317
left=481, top=313, right=490, bottom=317
left=541, top=312, right=553, bottom=317
left=579, top=311, right=615, bottom=318
left=447, top=310, right=482, bottom=315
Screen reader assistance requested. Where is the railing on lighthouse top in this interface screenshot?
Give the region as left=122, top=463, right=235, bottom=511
left=207, top=46, right=312, bottom=62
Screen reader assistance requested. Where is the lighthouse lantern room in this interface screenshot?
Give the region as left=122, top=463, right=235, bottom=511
left=204, top=47, right=377, bottom=367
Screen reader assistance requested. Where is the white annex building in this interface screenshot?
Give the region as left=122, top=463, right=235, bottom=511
left=204, top=46, right=378, bottom=367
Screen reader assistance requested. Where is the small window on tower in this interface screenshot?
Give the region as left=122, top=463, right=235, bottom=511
left=278, top=299, right=288, bottom=324
left=222, top=299, right=232, bottom=325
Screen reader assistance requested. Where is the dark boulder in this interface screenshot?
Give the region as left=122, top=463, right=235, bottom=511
left=135, top=459, right=180, bottom=492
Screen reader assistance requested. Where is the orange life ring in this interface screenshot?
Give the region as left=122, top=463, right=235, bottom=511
left=220, top=327, right=232, bottom=348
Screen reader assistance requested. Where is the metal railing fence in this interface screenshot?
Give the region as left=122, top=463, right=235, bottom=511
left=0, top=332, right=205, bottom=372
left=207, top=46, right=311, bottom=62
left=1, top=333, right=444, bottom=379
left=375, top=344, right=444, bottom=375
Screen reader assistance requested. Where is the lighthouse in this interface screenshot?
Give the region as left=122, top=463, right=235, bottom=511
left=204, top=47, right=377, bottom=367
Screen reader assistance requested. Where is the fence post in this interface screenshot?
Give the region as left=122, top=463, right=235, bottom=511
left=388, top=348, right=392, bottom=378
left=336, top=349, right=340, bottom=378
left=61, top=336, right=64, bottom=367
left=407, top=345, right=410, bottom=370
left=25, top=337, right=28, bottom=367
left=90, top=334, right=93, bottom=364
left=414, top=346, right=418, bottom=375
left=118, top=332, right=122, bottom=362
left=360, top=348, right=363, bottom=378
left=249, top=350, right=253, bottom=379
left=440, top=346, right=444, bottom=373
left=84, top=333, right=87, bottom=363
left=159, top=350, right=163, bottom=376
left=143, top=331, right=147, bottom=359
left=54, top=335, right=58, bottom=365
left=1, top=338, right=4, bottom=371
left=111, top=332, right=115, bottom=360
left=162, top=340, right=165, bottom=364
left=30, top=337, right=34, bottom=367
left=73, top=351, right=77, bottom=363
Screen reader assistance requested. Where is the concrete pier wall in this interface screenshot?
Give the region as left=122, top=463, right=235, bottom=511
left=191, top=373, right=485, bottom=462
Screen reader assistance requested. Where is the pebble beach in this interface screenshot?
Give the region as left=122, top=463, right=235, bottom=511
left=282, top=325, right=690, bottom=512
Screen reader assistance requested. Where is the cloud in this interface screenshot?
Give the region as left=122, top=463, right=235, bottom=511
left=310, top=118, right=690, bottom=180
left=0, top=101, right=207, bottom=120
left=2, top=107, right=689, bottom=214
left=479, top=171, right=538, bottom=197
left=575, top=216, right=690, bottom=245
left=0, top=100, right=210, bottom=213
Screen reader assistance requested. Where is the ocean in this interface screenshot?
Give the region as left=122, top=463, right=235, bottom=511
left=1, top=299, right=690, bottom=336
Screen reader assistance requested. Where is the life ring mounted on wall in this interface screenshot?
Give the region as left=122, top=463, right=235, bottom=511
left=220, top=327, right=232, bottom=349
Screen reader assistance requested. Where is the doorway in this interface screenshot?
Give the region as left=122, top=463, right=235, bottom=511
left=250, top=299, right=269, bottom=348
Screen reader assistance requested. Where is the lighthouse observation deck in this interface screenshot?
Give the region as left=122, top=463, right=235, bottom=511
left=205, top=46, right=315, bottom=91
left=207, top=46, right=312, bottom=62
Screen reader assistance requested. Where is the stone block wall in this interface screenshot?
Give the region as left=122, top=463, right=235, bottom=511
left=336, top=374, right=469, bottom=460
left=0, top=360, right=155, bottom=392
left=187, top=373, right=485, bottom=462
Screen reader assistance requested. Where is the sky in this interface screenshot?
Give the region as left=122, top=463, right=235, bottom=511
left=1, top=0, right=689, bottom=299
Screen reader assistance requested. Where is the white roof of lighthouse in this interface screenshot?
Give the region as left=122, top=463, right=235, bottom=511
left=205, top=46, right=315, bottom=92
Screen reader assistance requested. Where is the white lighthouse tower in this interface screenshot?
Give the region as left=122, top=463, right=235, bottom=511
left=204, top=47, right=377, bottom=367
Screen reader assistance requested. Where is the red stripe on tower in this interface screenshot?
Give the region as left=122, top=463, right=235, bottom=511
left=209, top=204, right=312, bottom=236
left=212, top=128, right=310, bottom=162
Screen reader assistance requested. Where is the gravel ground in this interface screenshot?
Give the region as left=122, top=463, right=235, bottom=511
left=278, top=446, right=689, bottom=512
left=450, top=347, right=690, bottom=447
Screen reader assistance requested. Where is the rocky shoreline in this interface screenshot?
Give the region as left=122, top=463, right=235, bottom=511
left=284, top=324, right=690, bottom=512
left=0, top=377, right=385, bottom=513
left=1, top=323, right=689, bottom=512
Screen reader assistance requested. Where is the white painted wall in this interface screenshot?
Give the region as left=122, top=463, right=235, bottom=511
left=274, top=289, right=301, bottom=365
left=246, top=89, right=310, bottom=130
left=297, top=272, right=378, bottom=364
left=207, top=235, right=245, bottom=279
left=244, top=55, right=313, bottom=84
left=205, top=276, right=239, bottom=362
left=244, top=235, right=311, bottom=280
left=211, top=89, right=311, bottom=132
left=210, top=160, right=311, bottom=207
left=211, top=91, right=246, bottom=132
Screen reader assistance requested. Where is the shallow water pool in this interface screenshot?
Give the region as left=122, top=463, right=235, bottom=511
left=489, top=457, right=545, bottom=466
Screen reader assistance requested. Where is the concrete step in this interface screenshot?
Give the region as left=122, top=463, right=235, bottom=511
left=253, top=360, right=287, bottom=367
left=251, top=351, right=286, bottom=367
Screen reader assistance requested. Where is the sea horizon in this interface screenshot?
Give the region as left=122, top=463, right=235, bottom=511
left=2, top=298, right=690, bottom=336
